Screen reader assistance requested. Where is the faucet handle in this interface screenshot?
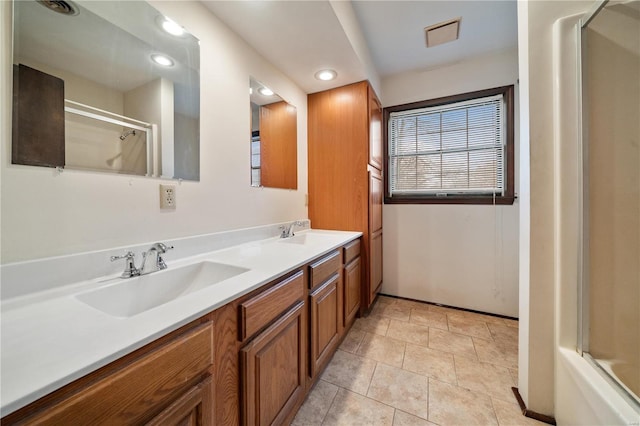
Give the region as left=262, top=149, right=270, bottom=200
left=110, top=251, right=135, bottom=262
left=110, top=251, right=139, bottom=278
left=153, top=242, right=174, bottom=254
left=154, top=243, right=173, bottom=270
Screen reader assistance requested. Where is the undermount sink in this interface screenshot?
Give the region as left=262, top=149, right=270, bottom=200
left=75, top=261, right=250, bottom=318
left=277, top=232, right=334, bottom=245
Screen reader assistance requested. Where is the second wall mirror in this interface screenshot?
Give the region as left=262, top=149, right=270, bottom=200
left=249, top=77, right=297, bottom=189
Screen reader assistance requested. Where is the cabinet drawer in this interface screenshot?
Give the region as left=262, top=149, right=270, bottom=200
left=240, top=270, right=305, bottom=341
left=343, top=239, right=360, bottom=264
left=309, top=251, right=341, bottom=290
left=19, top=322, right=213, bottom=425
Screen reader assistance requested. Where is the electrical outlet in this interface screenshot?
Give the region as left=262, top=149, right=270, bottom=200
left=160, top=184, right=176, bottom=209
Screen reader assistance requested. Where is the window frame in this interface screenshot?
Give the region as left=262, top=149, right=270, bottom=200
left=383, top=85, right=515, bottom=205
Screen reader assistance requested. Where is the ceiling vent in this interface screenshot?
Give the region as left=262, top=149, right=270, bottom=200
left=37, top=0, right=79, bottom=16
left=424, top=17, right=461, bottom=48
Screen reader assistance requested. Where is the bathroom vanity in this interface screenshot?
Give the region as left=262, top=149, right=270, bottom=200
left=0, top=228, right=362, bottom=425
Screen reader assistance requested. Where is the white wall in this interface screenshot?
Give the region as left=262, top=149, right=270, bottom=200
left=0, top=1, right=308, bottom=264
left=516, top=0, right=531, bottom=406
left=381, top=48, right=520, bottom=317
left=520, top=0, right=595, bottom=418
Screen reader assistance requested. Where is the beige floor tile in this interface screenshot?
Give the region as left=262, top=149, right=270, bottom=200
left=340, top=328, right=366, bottom=353
left=376, top=303, right=412, bottom=322
left=291, top=380, right=338, bottom=425
left=446, top=309, right=506, bottom=325
left=454, top=355, right=517, bottom=402
left=377, top=295, right=397, bottom=306
left=410, top=309, right=448, bottom=330
left=492, top=397, right=548, bottom=425
left=394, top=298, right=431, bottom=312
left=503, top=318, right=519, bottom=328
left=357, top=333, right=406, bottom=367
left=468, top=312, right=508, bottom=325
left=367, top=363, right=429, bottom=420
left=427, top=304, right=462, bottom=316
left=393, top=410, right=438, bottom=426
left=353, top=315, right=391, bottom=336
left=488, top=323, right=519, bottom=344
left=403, top=343, right=457, bottom=384
left=428, top=328, right=477, bottom=359
left=428, top=379, right=498, bottom=425
left=323, top=388, right=395, bottom=426
left=448, top=315, right=493, bottom=339
left=509, top=368, right=518, bottom=385
left=387, top=319, right=430, bottom=346
left=321, top=349, right=377, bottom=395
left=473, top=337, right=518, bottom=369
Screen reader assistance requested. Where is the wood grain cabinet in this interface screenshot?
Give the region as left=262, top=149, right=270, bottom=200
left=238, top=271, right=307, bottom=426
left=241, top=302, right=306, bottom=426
left=343, top=239, right=362, bottom=328
left=146, top=376, right=213, bottom=426
left=308, top=81, right=384, bottom=311
left=2, top=317, right=215, bottom=426
left=308, top=251, right=343, bottom=381
left=3, top=241, right=364, bottom=426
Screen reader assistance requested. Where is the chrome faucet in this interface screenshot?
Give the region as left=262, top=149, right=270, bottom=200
left=280, top=221, right=304, bottom=238
left=139, top=242, right=174, bottom=275
left=110, top=243, right=174, bottom=278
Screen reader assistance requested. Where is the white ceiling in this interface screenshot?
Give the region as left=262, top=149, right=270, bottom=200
left=352, top=1, right=518, bottom=77
left=202, top=0, right=518, bottom=95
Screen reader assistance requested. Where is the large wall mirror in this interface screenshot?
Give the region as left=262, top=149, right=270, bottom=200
left=250, top=77, right=297, bottom=189
left=12, top=0, right=200, bottom=181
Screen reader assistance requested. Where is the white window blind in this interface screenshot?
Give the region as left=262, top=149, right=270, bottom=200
left=388, top=93, right=506, bottom=197
left=251, top=133, right=261, bottom=187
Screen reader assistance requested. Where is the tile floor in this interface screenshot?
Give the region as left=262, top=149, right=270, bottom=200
left=292, top=296, right=546, bottom=426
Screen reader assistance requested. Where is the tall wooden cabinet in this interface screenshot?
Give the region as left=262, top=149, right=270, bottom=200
left=308, top=81, right=383, bottom=311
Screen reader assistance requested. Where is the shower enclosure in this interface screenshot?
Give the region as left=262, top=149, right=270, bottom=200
left=579, top=0, right=640, bottom=409
left=64, top=100, right=155, bottom=176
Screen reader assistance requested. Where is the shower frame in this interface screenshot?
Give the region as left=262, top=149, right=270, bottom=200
left=576, top=0, right=640, bottom=411
left=64, top=99, right=157, bottom=176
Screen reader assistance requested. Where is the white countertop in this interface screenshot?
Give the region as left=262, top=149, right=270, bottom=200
left=0, top=229, right=361, bottom=417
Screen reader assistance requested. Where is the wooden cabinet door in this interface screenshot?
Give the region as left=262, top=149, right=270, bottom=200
left=369, top=170, right=383, bottom=233
left=12, top=64, right=65, bottom=168
left=370, top=230, right=383, bottom=304
left=146, top=376, right=213, bottom=426
left=344, top=257, right=361, bottom=328
left=241, top=302, right=306, bottom=426
left=3, top=322, right=214, bottom=426
left=368, top=86, right=383, bottom=170
left=309, top=274, right=341, bottom=379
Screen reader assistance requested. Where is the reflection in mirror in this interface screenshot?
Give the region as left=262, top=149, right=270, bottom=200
left=250, top=77, right=297, bottom=189
left=12, top=0, right=200, bottom=181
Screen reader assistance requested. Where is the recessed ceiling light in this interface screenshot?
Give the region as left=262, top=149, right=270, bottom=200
left=425, top=17, right=461, bottom=48
left=151, top=54, right=174, bottom=67
left=314, top=69, right=337, bottom=81
left=259, top=87, right=274, bottom=96
left=160, top=17, right=185, bottom=37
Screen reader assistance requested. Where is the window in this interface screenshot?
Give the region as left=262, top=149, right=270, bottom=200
left=251, top=130, right=261, bottom=187
left=384, top=85, right=514, bottom=204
